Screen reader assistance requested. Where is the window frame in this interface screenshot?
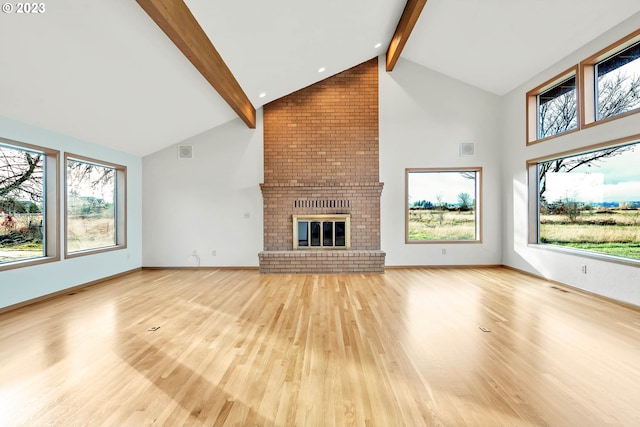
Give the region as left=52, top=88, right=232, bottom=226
left=292, top=214, right=351, bottom=250
left=405, top=167, right=483, bottom=244
left=580, top=28, right=640, bottom=128
left=0, top=137, right=60, bottom=272
left=64, top=153, right=127, bottom=259
left=526, top=134, right=640, bottom=267
left=526, top=66, right=580, bottom=145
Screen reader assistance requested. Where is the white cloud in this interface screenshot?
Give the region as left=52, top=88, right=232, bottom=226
left=546, top=172, right=640, bottom=203
left=602, top=181, right=640, bottom=202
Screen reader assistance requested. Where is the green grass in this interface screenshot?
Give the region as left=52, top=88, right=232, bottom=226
left=2, top=242, right=42, bottom=250
left=540, top=209, right=640, bottom=260
left=408, top=209, right=476, bottom=241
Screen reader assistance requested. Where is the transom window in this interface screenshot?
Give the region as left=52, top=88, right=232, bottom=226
left=527, top=67, right=579, bottom=144
left=293, top=214, right=350, bottom=249
left=594, top=40, right=640, bottom=121
left=528, top=30, right=640, bottom=144
left=538, top=75, right=578, bottom=139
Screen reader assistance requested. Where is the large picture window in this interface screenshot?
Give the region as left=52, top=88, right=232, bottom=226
left=65, top=154, right=126, bottom=257
left=0, top=138, right=59, bottom=270
left=406, top=168, right=482, bottom=243
left=530, top=138, right=640, bottom=262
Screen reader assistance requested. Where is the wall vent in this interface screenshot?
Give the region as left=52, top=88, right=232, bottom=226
left=293, top=199, right=351, bottom=209
left=459, top=142, right=475, bottom=157
left=178, top=145, right=193, bottom=159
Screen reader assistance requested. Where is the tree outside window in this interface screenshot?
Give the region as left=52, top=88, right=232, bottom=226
left=0, top=143, right=45, bottom=264
left=535, top=141, right=640, bottom=261
left=65, top=156, right=125, bottom=255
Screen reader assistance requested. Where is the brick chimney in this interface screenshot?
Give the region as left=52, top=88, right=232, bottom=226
left=259, top=58, right=385, bottom=273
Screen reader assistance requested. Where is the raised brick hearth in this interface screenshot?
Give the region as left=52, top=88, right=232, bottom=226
left=259, top=58, right=385, bottom=274
left=258, top=250, right=385, bottom=274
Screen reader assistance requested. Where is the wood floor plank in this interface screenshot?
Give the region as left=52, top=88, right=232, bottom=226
left=0, top=267, right=639, bottom=426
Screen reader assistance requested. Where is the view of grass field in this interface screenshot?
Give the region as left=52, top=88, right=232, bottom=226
left=536, top=137, right=640, bottom=261
left=406, top=169, right=479, bottom=242
left=65, top=158, right=116, bottom=253
left=1, top=210, right=115, bottom=263
left=540, top=208, right=640, bottom=260
left=408, top=209, right=476, bottom=241
left=66, top=211, right=116, bottom=252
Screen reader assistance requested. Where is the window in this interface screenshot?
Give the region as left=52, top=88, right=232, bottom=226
left=538, top=76, right=578, bottom=138
left=527, top=67, right=579, bottom=144
left=293, top=214, right=350, bottom=249
left=65, top=154, right=126, bottom=257
left=529, top=137, right=640, bottom=262
left=406, top=168, right=482, bottom=243
left=0, top=138, right=59, bottom=271
left=595, top=41, right=640, bottom=120
left=528, top=30, right=640, bottom=142
left=582, top=29, right=640, bottom=126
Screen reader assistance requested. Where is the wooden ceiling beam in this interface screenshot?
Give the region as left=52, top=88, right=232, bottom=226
left=136, top=0, right=256, bottom=128
left=386, top=0, right=428, bottom=72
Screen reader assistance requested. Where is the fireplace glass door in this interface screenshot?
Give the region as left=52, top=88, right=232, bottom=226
left=310, top=221, right=321, bottom=246
left=293, top=215, right=350, bottom=249
left=298, top=222, right=308, bottom=247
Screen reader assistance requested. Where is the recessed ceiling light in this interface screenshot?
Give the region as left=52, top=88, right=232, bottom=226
left=259, top=92, right=267, bottom=98
left=318, top=67, right=326, bottom=73
left=374, top=43, right=382, bottom=49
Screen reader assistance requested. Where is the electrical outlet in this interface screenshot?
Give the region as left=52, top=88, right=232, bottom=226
left=244, top=212, right=251, bottom=219
left=212, top=250, right=217, bottom=256
left=441, top=248, right=447, bottom=255
left=581, top=265, right=587, bottom=274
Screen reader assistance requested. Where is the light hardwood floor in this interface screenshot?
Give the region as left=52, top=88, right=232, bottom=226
left=1, top=267, right=639, bottom=426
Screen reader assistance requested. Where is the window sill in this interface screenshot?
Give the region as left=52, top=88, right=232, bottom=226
left=528, top=243, right=640, bottom=268
left=406, top=239, right=482, bottom=245
left=0, top=255, right=60, bottom=272
left=64, top=244, right=126, bottom=260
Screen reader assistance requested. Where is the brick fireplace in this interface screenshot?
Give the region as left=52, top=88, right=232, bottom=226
left=259, top=58, right=385, bottom=273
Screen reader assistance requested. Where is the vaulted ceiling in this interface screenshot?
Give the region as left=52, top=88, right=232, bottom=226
left=1, top=0, right=639, bottom=156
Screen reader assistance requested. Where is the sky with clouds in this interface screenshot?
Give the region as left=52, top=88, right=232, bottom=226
left=545, top=143, right=640, bottom=203
left=408, top=171, right=476, bottom=205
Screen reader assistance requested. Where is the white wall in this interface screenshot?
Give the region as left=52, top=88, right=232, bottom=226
left=501, top=13, right=640, bottom=306
left=142, top=112, right=264, bottom=267
left=379, top=57, right=503, bottom=266
left=0, top=116, right=143, bottom=310
left=143, top=58, right=504, bottom=268
left=8, top=23, right=637, bottom=307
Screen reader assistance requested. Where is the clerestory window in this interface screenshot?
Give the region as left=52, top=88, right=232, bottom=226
left=580, top=29, right=640, bottom=127
left=527, top=67, right=579, bottom=144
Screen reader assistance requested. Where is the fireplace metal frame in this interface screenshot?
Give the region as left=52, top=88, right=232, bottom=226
left=292, top=214, right=351, bottom=250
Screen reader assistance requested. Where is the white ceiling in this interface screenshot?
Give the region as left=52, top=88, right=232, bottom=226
left=1, top=0, right=639, bottom=156
left=402, top=0, right=640, bottom=95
